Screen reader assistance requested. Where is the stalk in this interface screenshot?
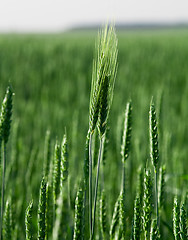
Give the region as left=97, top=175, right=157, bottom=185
left=73, top=188, right=84, bottom=240
left=91, top=137, right=103, bottom=240
left=155, top=169, right=159, bottom=226
left=0, top=142, right=6, bottom=240
left=0, top=86, right=13, bottom=240
left=149, top=99, right=159, bottom=227
left=3, top=200, right=12, bottom=240
left=89, top=133, right=93, bottom=238
left=25, top=200, right=33, bottom=240
left=83, top=134, right=89, bottom=239
left=173, top=196, right=180, bottom=240
left=109, top=196, right=120, bottom=239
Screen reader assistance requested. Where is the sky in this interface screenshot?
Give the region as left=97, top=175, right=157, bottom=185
left=0, top=0, right=188, bottom=32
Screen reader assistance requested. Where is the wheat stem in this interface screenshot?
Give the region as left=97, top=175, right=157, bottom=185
left=91, top=137, right=104, bottom=240
left=155, top=169, right=159, bottom=226
left=89, top=133, right=93, bottom=238
left=0, top=142, right=6, bottom=240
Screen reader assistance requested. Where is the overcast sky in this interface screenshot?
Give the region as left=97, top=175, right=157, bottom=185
left=0, top=0, right=188, bottom=32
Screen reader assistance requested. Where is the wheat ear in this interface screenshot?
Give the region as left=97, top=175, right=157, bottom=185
left=0, top=86, right=13, bottom=240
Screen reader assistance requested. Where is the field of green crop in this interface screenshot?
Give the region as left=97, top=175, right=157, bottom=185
left=0, top=28, right=187, bottom=239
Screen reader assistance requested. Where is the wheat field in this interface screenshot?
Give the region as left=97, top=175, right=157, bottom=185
left=0, top=27, right=187, bottom=239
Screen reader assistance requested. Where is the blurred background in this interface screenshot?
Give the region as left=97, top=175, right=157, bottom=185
left=0, top=0, right=188, bottom=32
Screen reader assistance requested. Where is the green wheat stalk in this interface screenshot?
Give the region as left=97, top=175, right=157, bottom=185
left=53, top=133, right=69, bottom=239
left=3, top=200, right=12, bottom=240
left=121, top=100, right=132, bottom=164
left=43, top=130, right=51, bottom=178
left=150, top=219, right=160, bottom=240
left=180, top=202, right=187, bottom=240
left=73, top=187, right=84, bottom=240
left=158, top=165, right=166, bottom=212
left=143, top=169, right=152, bottom=240
left=132, top=194, right=141, bottom=240
left=99, top=189, right=108, bottom=239
left=89, top=25, right=118, bottom=240
left=53, top=141, right=61, bottom=204
left=116, top=101, right=132, bottom=239
left=25, top=200, right=33, bottom=240
left=38, top=177, right=47, bottom=240
left=0, top=86, right=13, bottom=240
left=83, top=133, right=90, bottom=239
left=149, top=99, right=159, bottom=226
left=173, top=196, right=180, bottom=240
left=119, top=190, right=126, bottom=239
left=110, top=195, right=120, bottom=239
left=137, top=167, right=144, bottom=206
left=61, top=133, right=68, bottom=185
left=45, top=183, right=53, bottom=240
left=92, top=137, right=104, bottom=239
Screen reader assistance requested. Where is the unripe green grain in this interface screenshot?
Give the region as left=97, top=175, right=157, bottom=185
left=73, top=188, right=84, bottom=240
left=110, top=196, right=120, bottom=239
left=3, top=201, right=12, bottom=240
left=61, top=133, right=68, bottom=184
left=149, top=100, right=159, bottom=170
left=158, top=165, right=166, bottom=211
left=0, top=86, right=13, bottom=240
left=89, top=26, right=118, bottom=240
left=137, top=167, right=144, bottom=205
left=180, top=203, right=187, bottom=240
left=84, top=133, right=89, bottom=188
left=46, top=184, right=53, bottom=239
left=89, top=26, right=117, bottom=136
left=143, top=169, right=152, bottom=240
left=132, top=194, right=141, bottom=240
left=0, top=86, right=13, bottom=144
left=25, top=200, right=33, bottom=240
left=121, top=101, right=132, bottom=163
left=99, top=190, right=108, bottom=239
left=43, top=130, right=51, bottom=178
left=102, top=127, right=109, bottom=166
left=119, top=190, right=126, bottom=239
left=38, top=178, right=47, bottom=240
left=173, top=196, right=180, bottom=240
left=149, top=100, right=160, bottom=226
left=53, top=142, right=61, bottom=202
left=150, top=219, right=160, bottom=240
left=97, top=27, right=118, bottom=138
